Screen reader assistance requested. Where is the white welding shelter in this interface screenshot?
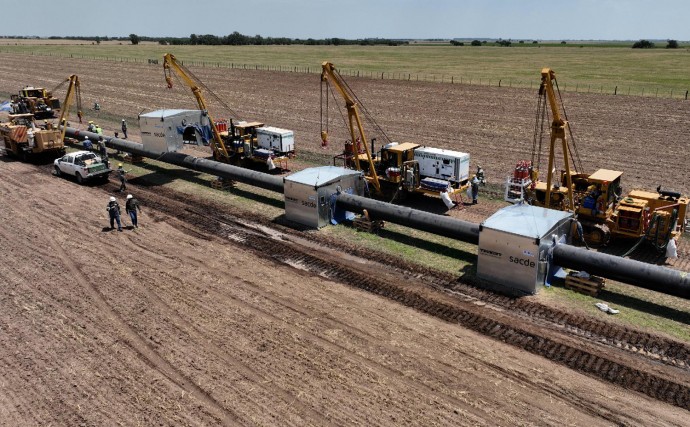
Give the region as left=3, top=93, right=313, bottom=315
left=477, top=203, right=573, bottom=295
left=284, top=166, right=365, bottom=228
left=139, top=109, right=214, bottom=153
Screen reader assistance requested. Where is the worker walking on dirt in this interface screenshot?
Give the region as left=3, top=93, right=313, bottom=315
left=106, top=196, right=122, bottom=232
left=471, top=175, right=480, bottom=205
left=125, top=194, right=142, bottom=228
left=117, top=163, right=128, bottom=192
left=121, top=119, right=128, bottom=139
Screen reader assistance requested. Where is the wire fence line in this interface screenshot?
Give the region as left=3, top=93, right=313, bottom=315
left=4, top=49, right=689, bottom=100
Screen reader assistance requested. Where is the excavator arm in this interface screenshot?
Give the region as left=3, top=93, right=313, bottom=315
left=539, top=68, right=575, bottom=211
left=56, top=75, right=82, bottom=144
left=163, top=53, right=230, bottom=161
left=320, top=61, right=381, bottom=194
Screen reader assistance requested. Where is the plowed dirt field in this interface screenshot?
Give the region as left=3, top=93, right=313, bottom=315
left=1, top=53, right=689, bottom=425
left=0, top=53, right=688, bottom=194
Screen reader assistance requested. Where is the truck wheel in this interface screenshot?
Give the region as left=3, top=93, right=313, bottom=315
left=54, top=166, right=62, bottom=176
left=76, top=173, right=84, bottom=185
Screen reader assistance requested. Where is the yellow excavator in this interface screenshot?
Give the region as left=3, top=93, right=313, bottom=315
left=517, top=68, right=687, bottom=250
left=321, top=61, right=471, bottom=200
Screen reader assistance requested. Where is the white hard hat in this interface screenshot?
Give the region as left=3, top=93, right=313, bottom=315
left=109, top=196, right=116, bottom=202
left=122, top=119, right=125, bottom=121
left=84, top=136, right=89, bottom=139
left=126, top=194, right=133, bottom=199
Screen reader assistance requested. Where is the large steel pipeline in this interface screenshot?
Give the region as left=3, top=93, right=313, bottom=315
left=335, top=192, right=480, bottom=245
left=64, top=127, right=284, bottom=193
left=63, top=126, right=689, bottom=298
left=553, top=244, right=690, bottom=299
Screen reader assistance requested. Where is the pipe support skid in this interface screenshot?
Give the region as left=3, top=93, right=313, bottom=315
left=64, top=127, right=284, bottom=193
left=553, top=244, right=690, bottom=299
left=335, top=192, right=480, bottom=245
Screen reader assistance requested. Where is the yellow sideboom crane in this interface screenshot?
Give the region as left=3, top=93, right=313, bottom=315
left=56, top=74, right=83, bottom=144
left=539, top=68, right=575, bottom=211
left=163, top=53, right=230, bottom=161
left=321, top=61, right=382, bottom=194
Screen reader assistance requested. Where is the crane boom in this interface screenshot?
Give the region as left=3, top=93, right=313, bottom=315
left=540, top=68, right=574, bottom=211
left=56, top=75, right=82, bottom=144
left=163, top=53, right=230, bottom=161
left=320, top=61, right=381, bottom=194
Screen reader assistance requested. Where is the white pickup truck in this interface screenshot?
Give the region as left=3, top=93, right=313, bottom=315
left=54, top=150, right=111, bottom=184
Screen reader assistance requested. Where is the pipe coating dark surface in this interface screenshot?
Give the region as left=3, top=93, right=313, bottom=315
left=335, top=192, right=480, bottom=245
left=553, top=244, right=690, bottom=299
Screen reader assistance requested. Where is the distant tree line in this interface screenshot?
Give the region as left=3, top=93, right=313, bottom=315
left=0, top=33, right=408, bottom=46
left=154, top=32, right=408, bottom=46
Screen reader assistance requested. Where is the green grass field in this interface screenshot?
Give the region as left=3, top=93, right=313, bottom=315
left=2, top=42, right=690, bottom=97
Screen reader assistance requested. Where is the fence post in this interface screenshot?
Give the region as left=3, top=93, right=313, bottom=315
left=614, top=86, right=617, bottom=95
left=498, top=79, right=501, bottom=87
left=381, top=72, right=384, bottom=79
left=686, top=90, right=688, bottom=100
left=451, top=76, right=454, bottom=84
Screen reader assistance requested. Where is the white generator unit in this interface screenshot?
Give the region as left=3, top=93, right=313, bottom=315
left=477, top=203, right=573, bottom=295
left=284, top=166, right=364, bottom=228
left=256, top=126, right=295, bottom=154
left=413, top=147, right=470, bottom=184
left=139, top=109, right=213, bottom=153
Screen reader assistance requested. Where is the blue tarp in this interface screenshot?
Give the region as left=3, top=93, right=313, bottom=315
left=0, top=101, right=11, bottom=112
left=175, top=124, right=214, bottom=146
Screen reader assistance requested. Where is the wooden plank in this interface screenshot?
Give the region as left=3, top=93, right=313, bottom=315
left=210, top=179, right=235, bottom=190
left=353, top=217, right=384, bottom=233
left=123, top=154, right=144, bottom=164
left=565, top=274, right=606, bottom=296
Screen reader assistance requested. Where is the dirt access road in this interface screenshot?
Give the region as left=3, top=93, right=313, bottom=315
left=1, top=158, right=689, bottom=425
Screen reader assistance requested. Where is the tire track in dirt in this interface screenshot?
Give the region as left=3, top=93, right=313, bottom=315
left=120, top=241, right=488, bottom=425
left=26, top=226, right=241, bottom=425
left=111, top=223, right=534, bottom=424
left=0, top=283, right=88, bottom=425
left=225, top=226, right=690, bottom=409
left=218, top=275, right=637, bottom=425
left=127, top=186, right=690, bottom=413
left=114, top=265, right=338, bottom=425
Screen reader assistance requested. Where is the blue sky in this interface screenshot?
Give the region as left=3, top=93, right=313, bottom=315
left=2, top=0, right=688, bottom=40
